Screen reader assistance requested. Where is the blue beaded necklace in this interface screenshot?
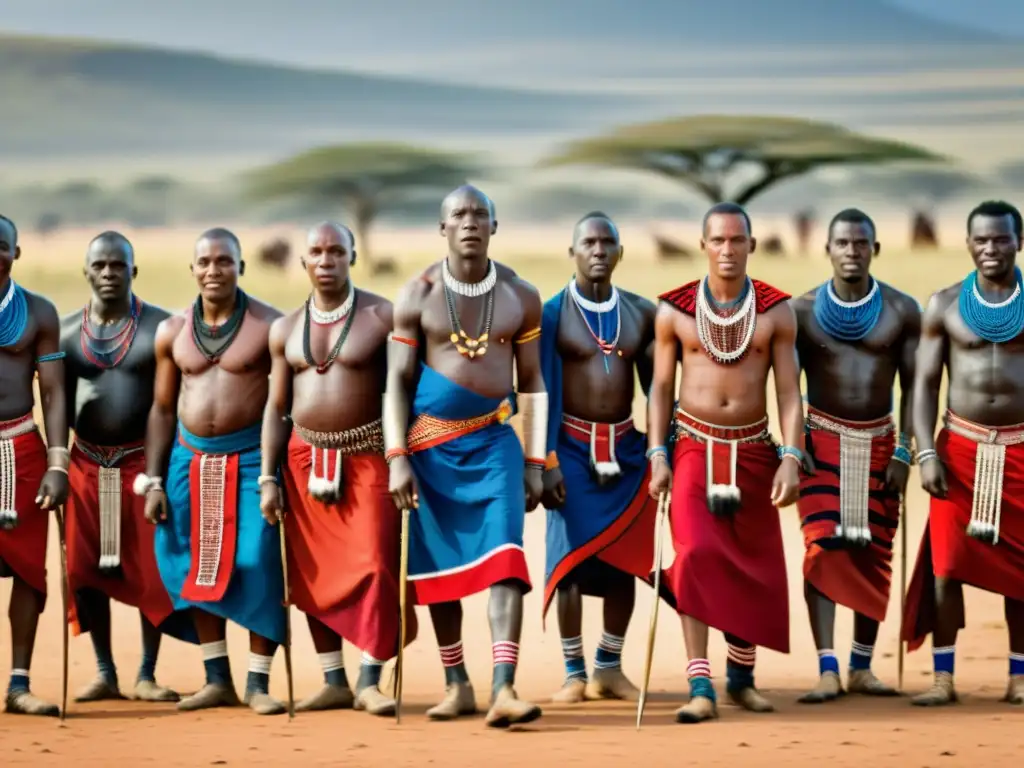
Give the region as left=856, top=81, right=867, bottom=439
left=959, top=265, right=1024, bottom=343
left=568, top=279, right=621, bottom=374
left=813, top=277, right=883, bottom=341
left=0, top=278, right=28, bottom=348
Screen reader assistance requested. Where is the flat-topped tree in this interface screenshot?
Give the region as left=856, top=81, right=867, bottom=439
left=244, top=143, right=478, bottom=273
left=539, top=115, right=944, bottom=206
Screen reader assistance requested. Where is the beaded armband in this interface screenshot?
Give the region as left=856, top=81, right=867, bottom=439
left=390, top=335, right=418, bottom=348
left=47, top=446, right=70, bottom=474
left=518, top=392, right=548, bottom=467
left=778, top=445, right=804, bottom=465
left=36, top=351, right=66, bottom=364
left=646, top=445, right=669, bottom=464
left=385, top=448, right=409, bottom=464
left=257, top=474, right=279, bottom=487
left=514, top=326, right=541, bottom=345
left=916, top=448, right=938, bottom=465
left=892, top=432, right=914, bottom=466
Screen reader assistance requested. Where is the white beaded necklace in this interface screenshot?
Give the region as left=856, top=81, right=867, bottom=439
left=695, top=275, right=757, bottom=364
left=568, top=278, right=619, bottom=313
left=443, top=258, right=497, bottom=297
left=308, top=281, right=355, bottom=325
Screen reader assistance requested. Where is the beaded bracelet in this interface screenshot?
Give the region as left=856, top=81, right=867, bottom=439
left=646, top=446, right=668, bottom=463
left=257, top=475, right=279, bottom=487
left=916, top=448, right=938, bottom=464
left=778, top=445, right=804, bottom=465
left=385, top=448, right=409, bottom=464
left=892, top=445, right=913, bottom=466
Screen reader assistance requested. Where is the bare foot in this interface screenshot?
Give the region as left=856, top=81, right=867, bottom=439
left=484, top=685, right=542, bottom=729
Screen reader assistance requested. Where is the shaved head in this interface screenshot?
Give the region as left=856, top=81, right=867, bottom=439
left=307, top=221, right=355, bottom=250
left=441, top=185, right=495, bottom=219
left=196, top=227, right=241, bottom=258
left=0, top=215, right=16, bottom=246
left=573, top=211, right=619, bottom=244
left=87, top=230, right=134, bottom=264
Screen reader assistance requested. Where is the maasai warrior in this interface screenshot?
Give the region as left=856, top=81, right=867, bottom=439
left=903, top=200, right=1024, bottom=706
left=791, top=209, right=921, bottom=703
left=385, top=185, right=545, bottom=727
left=139, top=228, right=288, bottom=715
left=260, top=221, right=415, bottom=715
left=647, top=202, right=805, bottom=724
left=61, top=231, right=194, bottom=704
left=0, top=213, right=70, bottom=716
left=540, top=212, right=665, bottom=703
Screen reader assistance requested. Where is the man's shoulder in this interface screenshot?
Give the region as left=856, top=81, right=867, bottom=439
left=618, top=287, right=656, bottom=317
left=356, top=286, right=393, bottom=311
left=926, top=283, right=962, bottom=313
left=246, top=294, right=283, bottom=321
left=23, top=288, right=58, bottom=318
left=879, top=282, right=923, bottom=314
left=656, top=280, right=700, bottom=316
left=139, top=300, right=173, bottom=324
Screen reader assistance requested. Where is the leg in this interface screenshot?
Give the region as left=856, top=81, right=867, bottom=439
left=1002, top=597, right=1024, bottom=704
left=353, top=648, right=397, bottom=717
left=244, top=631, right=285, bottom=715
left=484, top=580, right=541, bottom=728
left=4, top=575, right=58, bottom=716
left=587, top=569, right=640, bottom=701
left=673, top=615, right=717, bottom=723
left=424, top=600, right=476, bottom=720
left=73, top=588, right=125, bottom=702
left=911, top=577, right=962, bottom=706
left=724, top=633, right=774, bottom=713
left=551, top=581, right=587, bottom=702
left=846, top=611, right=898, bottom=696
left=176, top=609, right=240, bottom=712
left=132, top=613, right=179, bottom=702
left=295, top=615, right=354, bottom=712
left=797, top=581, right=843, bottom=703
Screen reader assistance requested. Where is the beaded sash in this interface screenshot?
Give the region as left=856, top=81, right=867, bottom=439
left=74, top=440, right=145, bottom=572
left=944, top=411, right=1024, bottom=545
left=806, top=410, right=893, bottom=545
left=0, top=415, right=37, bottom=530
left=407, top=400, right=513, bottom=453
left=293, top=418, right=384, bottom=502
left=561, top=413, right=633, bottom=483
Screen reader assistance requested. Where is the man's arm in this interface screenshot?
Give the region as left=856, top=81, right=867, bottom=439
left=896, top=296, right=923, bottom=447
left=634, top=297, right=657, bottom=396
left=383, top=280, right=426, bottom=460
left=143, top=319, right=182, bottom=480
left=260, top=317, right=294, bottom=478
left=912, top=293, right=948, bottom=454
left=513, top=282, right=547, bottom=468
left=769, top=303, right=804, bottom=452
left=33, top=299, right=68, bottom=452
left=59, top=314, right=79, bottom=435
left=646, top=303, right=678, bottom=452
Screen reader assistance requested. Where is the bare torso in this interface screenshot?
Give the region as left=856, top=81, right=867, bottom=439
left=936, top=284, right=1024, bottom=425
left=62, top=302, right=169, bottom=445
left=792, top=284, right=917, bottom=421
left=168, top=297, right=280, bottom=436
left=283, top=289, right=392, bottom=432
left=0, top=291, right=52, bottom=420
left=418, top=262, right=529, bottom=399
left=557, top=289, right=654, bottom=423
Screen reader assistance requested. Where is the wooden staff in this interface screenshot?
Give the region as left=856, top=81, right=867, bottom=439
left=56, top=505, right=69, bottom=723
left=636, top=491, right=668, bottom=731
left=898, top=493, right=907, bottom=691
left=279, top=516, right=295, bottom=719
left=395, top=507, right=411, bottom=724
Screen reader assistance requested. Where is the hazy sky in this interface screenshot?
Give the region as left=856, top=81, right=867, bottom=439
left=890, top=0, right=1023, bottom=34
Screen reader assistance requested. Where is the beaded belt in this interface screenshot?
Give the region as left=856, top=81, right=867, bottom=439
left=561, top=414, right=634, bottom=482
left=407, top=399, right=513, bottom=453
left=807, top=407, right=893, bottom=545
left=673, top=408, right=771, bottom=444
left=73, top=438, right=146, bottom=468
left=943, top=411, right=1024, bottom=545
left=0, top=413, right=37, bottom=441
left=0, top=414, right=37, bottom=530
left=293, top=418, right=384, bottom=453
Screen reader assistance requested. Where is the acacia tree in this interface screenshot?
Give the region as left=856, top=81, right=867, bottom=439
left=539, top=115, right=944, bottom=206
left=244, top=143, right=479, bottom=272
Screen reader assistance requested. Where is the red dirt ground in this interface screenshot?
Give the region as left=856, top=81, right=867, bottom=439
left=1, top=483, right=1018, bottom=767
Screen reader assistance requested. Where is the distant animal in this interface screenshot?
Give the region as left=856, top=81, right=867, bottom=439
left=761, top=234, right=785, bottom=256
left=652, top=233, right=696, bottom=261
left=257, top=237, right=291, bottom=269
left=794, top=209, right=815, bottom=255
left=911, top=212, right=938, bottom=250
left=368, top=256, right=399, bottom=276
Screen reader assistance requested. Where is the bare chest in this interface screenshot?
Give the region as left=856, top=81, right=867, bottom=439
left=173, top=314, right=270, bottom=375
left=284, top=311, right=386, bottom=372
left=420, top=284, right=525, bottom=350
left=679, top=312, right=773, bottom=362
left=556, top=298, right=644, bottom=361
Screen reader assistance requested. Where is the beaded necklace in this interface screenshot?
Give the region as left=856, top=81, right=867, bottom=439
left=191, top=289, right=248, bottom=363
left=0, top=278, right=28, bottom=348
left=302, top=285, right=358, bottom=374
left=80, top=294, right=142, bottom=369
left=812, top=277, right=883, bottom=341
left=568, top=278, right=621, bottom=373
left=695, top=276, right=756, bottom=364
left=442, top=259, right=496, bottom=359
left=959, top=265, right=1024, bottom=343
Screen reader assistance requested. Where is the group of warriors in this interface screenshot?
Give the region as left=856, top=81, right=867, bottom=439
left=1, top=189, right=1023, bottom=727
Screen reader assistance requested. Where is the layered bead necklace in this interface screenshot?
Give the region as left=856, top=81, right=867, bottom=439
left=191, top=289, right=248, bottom=363
left=0, top=278, right=28, bottom=348
left=80, top=294, right=142, bottom=368
left=959, top=265, right=1024, bottom=343
left=442, top=258, right=496, bottom=359
left=302, top=281, right=357, bottom=374
left=568, top=278, right=621, bottom=373
left=813, top=277, right=883, bottom=341
left=695, top=275, right=756, bottom=364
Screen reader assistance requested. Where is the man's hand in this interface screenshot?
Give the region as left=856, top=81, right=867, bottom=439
left=260, top=482, right=285, bottom=525
left=389, top=455, right=419, bottom=511
left=920, top=457, right=948, bottom=499
left=885, top=457, right=911, bottom=496
left=648, top=455, right=672, bottom=499
left=525, top=465, right=543, bottom=512
left=144, top=488, right=168, bottom=524
left=771, top=456, right=801, bottom=508
left=35, top=469, right=69, bottom=511
left=541, top=466, right=566, bottom=509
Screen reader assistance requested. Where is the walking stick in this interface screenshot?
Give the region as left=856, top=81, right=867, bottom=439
left=278, top=516, right=295, bottom=719
left=56, top=505, right=69, bottom=723
left=636, top=491, right=668, bottom=732
left=898, top=493, right=907, bottom=691
left=395, top=507, right=411, bottom=724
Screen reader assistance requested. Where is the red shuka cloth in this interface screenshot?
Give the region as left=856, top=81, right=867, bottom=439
left=65, top=440, right=176, bottom=634
left=903, top=420, right=1024, bottom=651
left=663, top=414, right=790, bottom=653
left=282, top=430, right=416, bottom=661
left=658, top=278, right=791, bottom=317
left=0, top=421, right=49, bottom=601
left=798, top=409, right=899, bottom=622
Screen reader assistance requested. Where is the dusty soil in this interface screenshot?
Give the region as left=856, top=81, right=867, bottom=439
left=1, top=481, right=1018, bottom=767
